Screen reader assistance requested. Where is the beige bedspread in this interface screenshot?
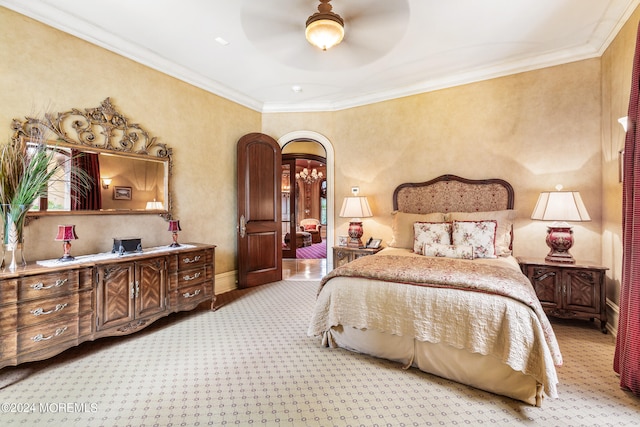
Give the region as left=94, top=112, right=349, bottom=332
left=308, top=254, right=562, bottom=398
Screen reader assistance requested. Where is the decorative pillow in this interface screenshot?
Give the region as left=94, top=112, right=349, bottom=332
left=413, top=222, right=452, bottom=254
left=451, top=220, right=498, bottom=259
left=389, top=211, right=446, bottom=248
left=422, top=243, right=474, bottom=260
left=446, top=210, right=515, bottom=256
left=304, top=224, right=317, bottom=231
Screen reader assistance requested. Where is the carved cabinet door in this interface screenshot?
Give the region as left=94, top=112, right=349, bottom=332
left=96, top=263, right=136, bottom=331
left=135, top=258, right=166, bottom=318
left=96, top=258, right=167, bottom=332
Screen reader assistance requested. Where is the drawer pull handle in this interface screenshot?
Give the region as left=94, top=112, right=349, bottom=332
left=31, top=326, right=68, bottom=342
left=183, top=272, right=201, bottom=281
left=182, top=289, right=201, bottom=299
left=31, top=279, right=68, bottom=290
left=183, top=255, right=201, bottom=264
left=30, top=303, right=68, bottom=316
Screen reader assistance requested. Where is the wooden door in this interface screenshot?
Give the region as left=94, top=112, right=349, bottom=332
left=96, top=263, right=135, bottom=331
left=136, top=258, right=166, bottom=318
left=237, top=133, right=282, bottom=288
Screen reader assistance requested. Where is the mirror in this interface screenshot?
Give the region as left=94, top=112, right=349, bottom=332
left=11, top=98, right=172, bottom=218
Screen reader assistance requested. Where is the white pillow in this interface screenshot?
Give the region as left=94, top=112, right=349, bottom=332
left=389, top=211, right=446, bottom=248
left=422, top=243, right=474, bottom=260
left=451, top=220, right=497, bottom=259
left=413, top=222, right=452, bottom=254
left=446, top=210, right=515, bottom=256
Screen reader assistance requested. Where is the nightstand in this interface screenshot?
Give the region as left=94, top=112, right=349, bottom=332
left=518, top=257, right=609, bottom=333
left=333, top=246, right=384, bottom=269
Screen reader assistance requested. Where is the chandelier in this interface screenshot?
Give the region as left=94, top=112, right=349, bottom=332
left=305, top=0, right=344, bottom=51
left=296, top=163, right=324, bottom=184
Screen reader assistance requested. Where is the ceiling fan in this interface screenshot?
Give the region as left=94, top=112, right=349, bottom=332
left=240, top=0, right=410, bottom=71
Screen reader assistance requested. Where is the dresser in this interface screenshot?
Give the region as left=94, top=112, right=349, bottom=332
left=0, top=243, right=215, bottom=369
left=518, top=257, right=608, bottom=333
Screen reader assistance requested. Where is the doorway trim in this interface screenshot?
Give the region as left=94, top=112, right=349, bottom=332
left=278, top=131, right=335, bottom=268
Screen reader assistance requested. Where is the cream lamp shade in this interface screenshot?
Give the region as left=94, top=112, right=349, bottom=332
left=531, top=185, right=590, bottom=263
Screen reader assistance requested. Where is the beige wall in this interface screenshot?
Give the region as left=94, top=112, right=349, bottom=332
left=264, top=59, right=603, bottom=265
left=0, top=7, right=261, bottom=275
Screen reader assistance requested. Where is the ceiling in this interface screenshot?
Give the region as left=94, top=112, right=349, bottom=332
left=2, top=0, right=638, bottom=113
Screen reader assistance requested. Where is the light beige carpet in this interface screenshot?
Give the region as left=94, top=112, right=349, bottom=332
left=0, top=279, right=638, bottom=426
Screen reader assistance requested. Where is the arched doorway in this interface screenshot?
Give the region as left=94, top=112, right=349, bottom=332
left=278, top=132, right=335, bottom=268
left=281, top=154, right=326, bottom=259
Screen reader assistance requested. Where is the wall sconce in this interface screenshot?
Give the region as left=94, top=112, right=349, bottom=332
left=101, top=178, right=112, bottom=189
left=618, top=116, right=628, bottom=132
left=531, top=185, right=591, bottom=263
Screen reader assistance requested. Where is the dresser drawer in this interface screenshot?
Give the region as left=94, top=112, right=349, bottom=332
left=168, top=249, right=210, bottom=272
left=169, top=265, right=211, bottom=290
left=169, top=281, right=212, bottom=308
left=17, top=290, right=93, bottom=328
left=17, top=270, right=80, bottom=301
left=17, top=312, right=92, bottom=355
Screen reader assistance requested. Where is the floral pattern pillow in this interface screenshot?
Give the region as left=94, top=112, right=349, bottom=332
left=422, top=243, right=474, bottom=260
left=413, top=222, right=452, bottom=254
left=451, top=220, right=497, bottom=258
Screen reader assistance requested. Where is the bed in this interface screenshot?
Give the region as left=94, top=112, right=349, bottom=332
left=308, top=175, right=563, bottom=406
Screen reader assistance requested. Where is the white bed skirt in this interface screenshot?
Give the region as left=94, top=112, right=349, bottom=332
left=323, top=325, right=543, bottom=406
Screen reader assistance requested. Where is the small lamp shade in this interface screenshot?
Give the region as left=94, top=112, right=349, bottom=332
left=531, top=187, right=590, bottom=264
left=168, top=219, right=181, bottom=247
left=55, top=224, right=78, bottom=241
left=55, top=224, right=78, bottom=261
left=339, top=196, right=373, bottom=247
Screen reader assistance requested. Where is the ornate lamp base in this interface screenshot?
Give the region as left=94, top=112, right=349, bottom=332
left=545, top=225, right=575, bottom=264
left=347, top=220, right=364, bottom=247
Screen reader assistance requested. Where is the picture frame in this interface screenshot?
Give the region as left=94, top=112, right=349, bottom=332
left=113, top=186, right=132, bottom=200
left=367, top=238, right=382, bottom=249
left=338, top=235, right=348, bottom=247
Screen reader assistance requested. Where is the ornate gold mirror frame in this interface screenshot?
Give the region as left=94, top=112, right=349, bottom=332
left=11, top=98, right=173, bottom=220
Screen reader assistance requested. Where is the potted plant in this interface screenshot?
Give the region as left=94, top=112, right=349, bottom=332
left=0, top=138, right=91, bottom=270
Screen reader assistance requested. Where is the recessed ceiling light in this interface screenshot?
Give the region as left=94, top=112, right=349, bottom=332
left=215, top=37, right=229, bottom=46
left=292, top=85, right=303, bottom=93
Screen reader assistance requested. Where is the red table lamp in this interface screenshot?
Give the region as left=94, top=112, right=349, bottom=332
left=55, top=224, right=78, bottom=261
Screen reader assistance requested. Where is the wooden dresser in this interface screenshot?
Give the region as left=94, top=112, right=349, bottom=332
left=0, top=243, right=215, bottom=369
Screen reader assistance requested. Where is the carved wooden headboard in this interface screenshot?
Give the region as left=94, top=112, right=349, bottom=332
left=393, top=174, right=514, bottom=213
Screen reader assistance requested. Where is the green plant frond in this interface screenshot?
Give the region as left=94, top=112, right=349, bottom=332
left=0, top=142, right=93, bottom=213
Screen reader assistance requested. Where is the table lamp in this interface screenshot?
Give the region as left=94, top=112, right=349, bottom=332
left=339, top=188, right=373, bottom=247
left=168, top=219, right=182, bottom=247
left=55, top=224, right=78, bottom=261
left=531, top=185, right=591, bottom=263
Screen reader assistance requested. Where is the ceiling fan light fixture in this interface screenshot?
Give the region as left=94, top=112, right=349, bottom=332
left=305, top=0, right=344, bottom=51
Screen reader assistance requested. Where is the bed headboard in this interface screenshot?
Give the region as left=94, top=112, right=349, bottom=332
left=393, top=174, right=514, bottom=213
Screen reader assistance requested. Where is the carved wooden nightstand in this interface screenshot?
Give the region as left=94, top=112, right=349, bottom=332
left=518, top=257, right=608, bottom=333
left=333, top=246, right=384, bottom=269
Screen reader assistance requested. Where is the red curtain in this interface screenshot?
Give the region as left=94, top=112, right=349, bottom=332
left=71, top=150, right=102, bottom=211
left=614, top=20, right=640, bottom=397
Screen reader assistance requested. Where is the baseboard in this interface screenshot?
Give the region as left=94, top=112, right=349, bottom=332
left=606, top=298, right=619, bottom=337
left=215, top=270, right=237, bottom=294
